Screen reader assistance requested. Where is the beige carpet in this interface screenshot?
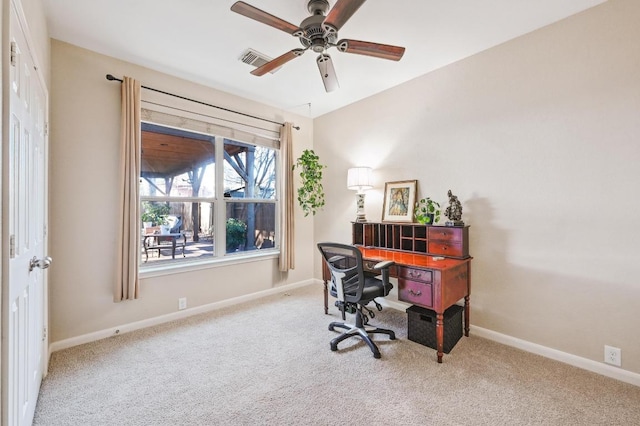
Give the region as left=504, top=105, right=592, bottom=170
left=34, top=284, right=640, bottom=425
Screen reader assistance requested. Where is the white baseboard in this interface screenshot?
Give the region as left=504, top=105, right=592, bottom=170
left=472, top=325, right=640, bottom=387
left=49, top=279, right=315, bottom=354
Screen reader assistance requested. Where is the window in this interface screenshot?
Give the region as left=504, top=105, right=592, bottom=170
left=140, top=122, right=278, bottom=268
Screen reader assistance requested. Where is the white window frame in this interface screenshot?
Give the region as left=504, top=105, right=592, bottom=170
left=138, top=109, right=281, bottom=277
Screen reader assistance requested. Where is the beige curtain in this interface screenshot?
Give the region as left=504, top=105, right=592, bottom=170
left=115, top=76, right=141, bottom=301
left=279, top=122, right=295, bottom=271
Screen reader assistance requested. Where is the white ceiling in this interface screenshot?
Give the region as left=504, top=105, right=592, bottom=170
left=42, top=0, right=606, bottom=118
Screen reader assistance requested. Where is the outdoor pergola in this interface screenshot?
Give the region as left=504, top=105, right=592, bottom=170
left=140, top=123, right=258, bottom=246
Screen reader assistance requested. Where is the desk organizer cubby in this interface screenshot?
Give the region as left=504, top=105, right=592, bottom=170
left=352, top=222, right=470, bottom=259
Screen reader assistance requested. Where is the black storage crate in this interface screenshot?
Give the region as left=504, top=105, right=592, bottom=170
left=406, top=304, right=463, bottom=353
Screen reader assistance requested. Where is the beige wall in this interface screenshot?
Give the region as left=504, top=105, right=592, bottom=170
left=48, top=40, right=314, bottom=343
left=314, top=0, right=640, bottom=374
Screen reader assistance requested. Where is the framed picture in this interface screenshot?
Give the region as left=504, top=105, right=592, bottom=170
left=382, top=180, right=417, bottom=222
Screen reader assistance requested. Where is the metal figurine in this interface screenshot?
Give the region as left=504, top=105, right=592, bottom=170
left=444, top=190, right=464, bottom=226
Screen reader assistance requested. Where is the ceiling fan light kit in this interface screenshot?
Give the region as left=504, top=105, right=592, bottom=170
left=231, top=0, right=405, bottom=92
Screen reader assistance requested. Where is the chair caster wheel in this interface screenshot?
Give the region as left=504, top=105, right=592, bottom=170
left=330, top=343, right=338, bottom=352
left=328, top=324, right=335, bottom=331
left=390, top=332, right=396, bottom=340
left=373, top=352, right=381, bottom=359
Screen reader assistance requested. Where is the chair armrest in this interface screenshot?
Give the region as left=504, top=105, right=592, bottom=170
left=373, top=260, right=395, bottom=270
left=374, top=260, right=395, bottom=295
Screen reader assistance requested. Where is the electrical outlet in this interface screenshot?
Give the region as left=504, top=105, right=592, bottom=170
left=604, top=345, right=621, bottom=367
left=178, top=297, right=187, bottom=310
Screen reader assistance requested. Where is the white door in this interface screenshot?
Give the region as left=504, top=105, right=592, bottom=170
left=3, top=3, right=50, bottom=425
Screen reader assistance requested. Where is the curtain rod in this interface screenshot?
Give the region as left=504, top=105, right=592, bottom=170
left=105, top=74, right=299, bottom=130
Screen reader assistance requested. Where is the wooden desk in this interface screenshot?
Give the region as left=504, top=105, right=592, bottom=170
left=321, top=247, right=471, bottom=363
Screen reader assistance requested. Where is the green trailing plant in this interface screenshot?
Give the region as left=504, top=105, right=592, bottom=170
left=415, top=197, right=441, bottom=224
left=293, top=149, right=326, bottom=217
left=226, top=218, right=247, bottom=252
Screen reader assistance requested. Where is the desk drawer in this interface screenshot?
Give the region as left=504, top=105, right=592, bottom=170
left=397, top=267, right=432, bottom=282
left=398, top=279, right=433, bottom=308
left=428, top=226, right=463, bottom=243
left=428, top=241, right=465, bottom=258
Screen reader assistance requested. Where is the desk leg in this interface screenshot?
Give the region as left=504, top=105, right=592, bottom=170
left=465, top=261, right=471, bottom=337
left=464, top=295, right=470, bottom=337
left=323, top=280, right=328, bottom=314
left=436, top=312, right=444, bottom=363
left=171, top=239, right=176, bottom=259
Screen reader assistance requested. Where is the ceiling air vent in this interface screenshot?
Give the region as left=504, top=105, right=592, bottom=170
left=239, top=48, right=281, bottom=74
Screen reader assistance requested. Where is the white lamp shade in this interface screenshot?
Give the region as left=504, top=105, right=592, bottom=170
left=347, top=167, right=373, bottom=191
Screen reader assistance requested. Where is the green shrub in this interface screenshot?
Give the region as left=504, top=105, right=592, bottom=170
left=226, top=218, right=247, bottom=252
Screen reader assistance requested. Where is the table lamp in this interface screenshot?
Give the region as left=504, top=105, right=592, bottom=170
left=347, top=167, right=373, bottom=222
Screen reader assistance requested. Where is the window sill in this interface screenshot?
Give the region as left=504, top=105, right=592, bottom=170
left=139, top=249, right=280, bottom=279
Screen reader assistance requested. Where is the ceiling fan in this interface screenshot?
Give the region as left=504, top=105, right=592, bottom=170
left=230, top=0, right=406, bottom=92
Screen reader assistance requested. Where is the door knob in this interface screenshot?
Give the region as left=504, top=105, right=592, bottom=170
left=29, top=256, right=52, bottom=272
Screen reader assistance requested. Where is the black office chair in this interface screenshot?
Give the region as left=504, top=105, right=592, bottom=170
left=317, top=242, right=396, bottom=358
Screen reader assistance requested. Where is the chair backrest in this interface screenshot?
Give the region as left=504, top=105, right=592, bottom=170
left=167, top=215, right=182, bottom=233
left=317, top=242, right=366, bottom=303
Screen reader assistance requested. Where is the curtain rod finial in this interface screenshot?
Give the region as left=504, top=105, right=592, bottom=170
left=282, top=123, right=301, bottom=131
left=106, top=74, right=124, bottom=83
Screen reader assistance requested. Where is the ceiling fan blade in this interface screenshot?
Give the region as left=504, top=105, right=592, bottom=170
left=316, top=54, right=339, bottom=92
left=231, top=1, right=300, bottom=35
left=251, top=49, right=305, bottom=76
left=323, top=0, right=366, bottom=34
left=337, top=39, right=405, bottom=61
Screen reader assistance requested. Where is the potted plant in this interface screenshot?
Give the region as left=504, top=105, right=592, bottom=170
left=141, top=202, right=170, bottom=230
left=293, top=149, right=326, bottom=217
left=414, top=197, right=441, bottom=225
